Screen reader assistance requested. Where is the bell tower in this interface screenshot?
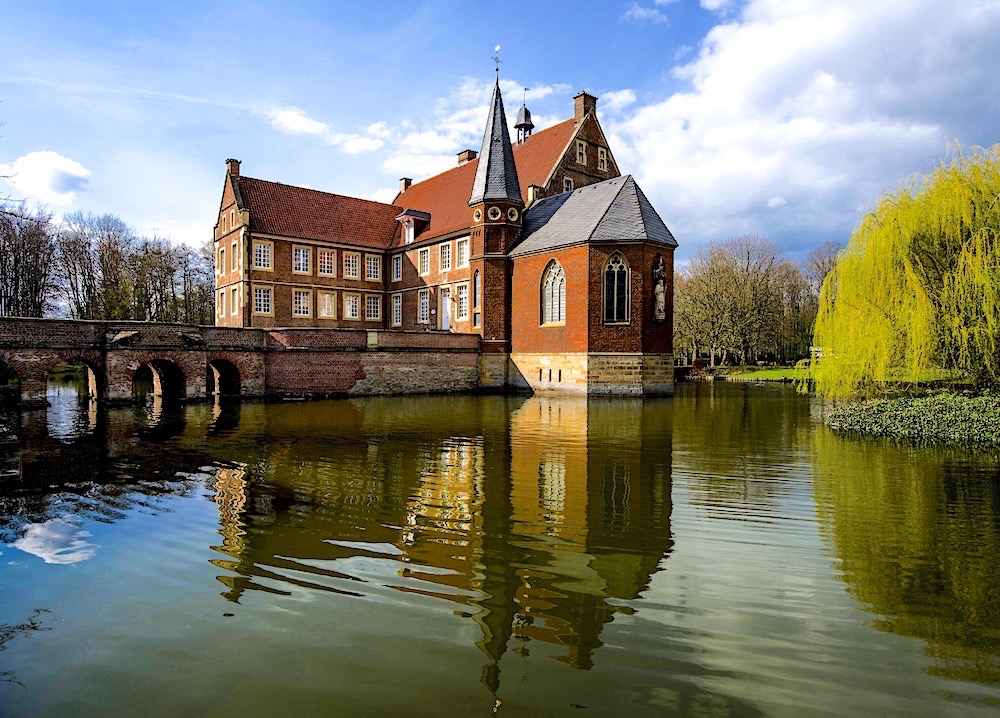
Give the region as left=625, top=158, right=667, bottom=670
left=469, top=76, right=523, bottom=381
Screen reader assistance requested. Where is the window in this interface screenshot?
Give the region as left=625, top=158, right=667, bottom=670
left=392, top=254, right=402, bottom=281
left=230, top=287, right=238, bottom=315
left=218, top=247, right=225, bottom=275
left=541, top=261, right=566, bottom=324
left=418, top=248, right=430, bottom=276
left=603, top=254, right=630, bottom=323
left=457, top=238, right=469, bottom=268
left=344, top=252, right=360, bottom=279
left=293, top=289, right=312, bottom=317
left=230, top=209, right=235, bottom=228
left=344, top=293, right=360, bottom=320
left=318, top=291, right=336, bottom=318
left=253, top=241, right=272, bottom=270
left=440, top=243, right=452, bottom=271
left=231, top=241, right=237, bottom=272
left=365, top=294, right=381, bottom=320
left=365, top=254, right=381, bottom=281
left=598, top=147, right=608, bottom=172
left=253, top=286, right=273, bottom=315
left=405, top=222, right=415, bottom=244
left=456, top=284, right=469, bottom=321
left=293, top=246, right=311, bottom=274
left=418, top=289, right=430, bottom=324
left=576, top=140, right=586, bottom=165
left=217, top=290, right=225, bottom=317
left=391, top=294, right=402, bottom=326
left=473, top=270, right=481, bottom=327
left=319, top=249, right=336, bottom=276
left=564, top=178, right=574, bottom=193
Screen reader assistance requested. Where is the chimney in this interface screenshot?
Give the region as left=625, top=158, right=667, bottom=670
left=399, top=177, right=412, bottom=193
left=226, top=158, right=241, bottom=177
left=526, top=184, right=544, bottom=208
left=574, top=92, right=598, bottom=125
left=457, top=149, right=478, bottom=165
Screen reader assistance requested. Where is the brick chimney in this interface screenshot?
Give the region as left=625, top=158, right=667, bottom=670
left=399, top=177, right=412, bottom=193
left=457, top=149, right=478, bottom=165
left=526, top=184, right=544, bottom=208
left=226, top=158, right=241, bottom=177
left=574, top=92, right=598, bottom=125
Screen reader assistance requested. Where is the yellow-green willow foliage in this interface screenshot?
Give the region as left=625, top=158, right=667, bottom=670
left=812, top=145, right=1000, bottom=399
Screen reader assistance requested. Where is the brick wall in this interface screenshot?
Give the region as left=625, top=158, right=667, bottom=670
left=511, top=245, right=589, bottom=354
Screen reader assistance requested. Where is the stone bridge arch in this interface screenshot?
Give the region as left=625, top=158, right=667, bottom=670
left=0, top=349, right=104, bottom=406
left=106, top=351, right=207, bottom=403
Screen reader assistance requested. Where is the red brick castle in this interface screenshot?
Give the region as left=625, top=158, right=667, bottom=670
left=213, top=82, right=677, bottom=395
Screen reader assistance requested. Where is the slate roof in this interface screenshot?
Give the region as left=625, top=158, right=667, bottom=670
left=393, top=118, right=576, bottom=243
left=469, top=80, right=522, bottom=206
left=510, top=175, right=677, bottom=256
left=237, top=176, right=401, bottom=249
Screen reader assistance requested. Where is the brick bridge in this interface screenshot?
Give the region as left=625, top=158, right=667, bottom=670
left=0, top=318, right=481, bottom=406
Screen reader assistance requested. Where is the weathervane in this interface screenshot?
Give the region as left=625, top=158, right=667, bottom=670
left=492, top=44, right=502, bottom=76
left=523, top=87, right=530, bottom=105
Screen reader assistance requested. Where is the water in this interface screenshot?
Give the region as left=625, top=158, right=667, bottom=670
left=1, top=380, right=998, bottom=716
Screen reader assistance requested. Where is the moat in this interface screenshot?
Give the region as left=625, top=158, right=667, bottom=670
left=1, top=382, right=999, bottom=716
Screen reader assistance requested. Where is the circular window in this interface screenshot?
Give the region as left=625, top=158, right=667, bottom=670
left=473, top=208, right=483, bottom=223
left=487, top=206, right=502, bottom=221
left=507, top=207, right=519, bottom=222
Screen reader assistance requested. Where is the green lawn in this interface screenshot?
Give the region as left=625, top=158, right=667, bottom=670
left=726, top=367, right=809, bottom=381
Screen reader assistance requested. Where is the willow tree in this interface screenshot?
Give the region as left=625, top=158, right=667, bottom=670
left=812, top=146, right=1000, bottom=399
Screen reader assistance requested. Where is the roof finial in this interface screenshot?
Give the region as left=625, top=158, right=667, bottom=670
left=492, top=44, right=502, bottom=79
left=522, top=87, right=530, bottom=105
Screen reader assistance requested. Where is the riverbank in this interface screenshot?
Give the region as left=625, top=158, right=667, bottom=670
left=827, top=391, right=1000, bottom=446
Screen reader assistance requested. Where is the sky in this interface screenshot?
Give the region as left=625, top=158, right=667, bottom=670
left=2, top=0, right=999, bottom=262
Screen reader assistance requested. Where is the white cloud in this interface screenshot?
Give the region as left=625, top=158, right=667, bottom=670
left=257, top=105, right=385, bottom=155
left=369, top=186, right=398, bottom=203
left=602, top=89, right=637, bottom=115
left=12, top=516, right=97, bottom=564
left=611, top=0, right=1000, bottom=256
left=624, top=3, right=669, bottom=23
left=259, top=106, right=329, bottom=135
left=0, top=151, right=91, bottom=205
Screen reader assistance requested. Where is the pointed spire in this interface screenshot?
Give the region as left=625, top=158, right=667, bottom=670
left=469, top=79, right=523, bottom=207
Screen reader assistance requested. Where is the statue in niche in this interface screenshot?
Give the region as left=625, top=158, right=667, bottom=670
left=653, top=256, right=667, bottom=322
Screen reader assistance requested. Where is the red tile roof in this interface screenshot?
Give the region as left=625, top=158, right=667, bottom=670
left=238, top=176, right=402, bottom=249
left=393, top=118, right=576, bottom=242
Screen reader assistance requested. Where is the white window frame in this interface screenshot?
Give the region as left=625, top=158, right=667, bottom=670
left=418, top=289, right=430, bottom=324
left=392, top=254, right=402, bottom=282
left=391, top=293, right=402, bottom=326
left=344, top=252, right=360, bottom=280
left=456, top=283, right=469, bottom=321
left=253, top=240, right=273, bottom=271
left=230, top=286, right=239, bottom=316
left=231, top=241, right=237, bottom=272
left=293, top=245, right=311, bottom=275
left=344, top=293, right=361, bottom=320
left=564, top=178, right=574, bottom=193
left=318, top=248, right=337, bottom=277
left=217, top=290, right=225, bottom=317
left=456, top=238, right=469, bottom=268
left=365, top=254, right=381, bottom=281
left=603, top=253, right=631, bottom=324
left=440, top=243, right=452, bottom=272
left=405, top=222, right=415, bottom=244
left=418, top=248, right=430, bottom=276
left=365, top=294, right=381, bottom=321
left=318, top=290, right=337, bottom=319
left=218, top=247, right=225, bottom=275
left=293, top=288, right=312, bottom=317
left=253, top=285, right=274, bottom=316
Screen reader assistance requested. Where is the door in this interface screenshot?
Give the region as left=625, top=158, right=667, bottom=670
left=440, top=288, right=451, bottom=331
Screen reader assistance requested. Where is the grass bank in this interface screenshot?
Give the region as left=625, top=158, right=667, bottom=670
left=827, top=392, right=1000, bottom=446
left=723, top=367, right=809, bottom=382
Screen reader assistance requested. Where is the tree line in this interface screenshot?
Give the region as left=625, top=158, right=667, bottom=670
left=0, top=202, right=214, bottom=324
left=674, top=234, right=840, bottom=367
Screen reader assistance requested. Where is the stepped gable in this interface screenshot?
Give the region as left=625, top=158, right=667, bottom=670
left=510, top=175, right=677, bottom=256
left=392, top=118, right=575, bottom=243
left=238, top=176, right=402, bottom=249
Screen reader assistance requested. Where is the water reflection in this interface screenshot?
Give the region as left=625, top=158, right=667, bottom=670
left=206, top=395, right=673, bottom=690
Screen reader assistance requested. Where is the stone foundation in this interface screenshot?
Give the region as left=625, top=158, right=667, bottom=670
left=509, top=352, right=674, bottom=396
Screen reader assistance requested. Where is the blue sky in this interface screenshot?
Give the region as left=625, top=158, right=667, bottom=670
left=2, top=0, right=999, bottom=261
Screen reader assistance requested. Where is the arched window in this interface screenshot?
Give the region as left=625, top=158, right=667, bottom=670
left=541, top=261, right=566, bottom=324
left=603, top=254, right=630, bottom=323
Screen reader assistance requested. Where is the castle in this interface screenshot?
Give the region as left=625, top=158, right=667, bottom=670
left=213, top=81, right=677, bottom=395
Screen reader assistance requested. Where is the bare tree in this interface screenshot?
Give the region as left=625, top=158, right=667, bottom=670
left=806, top=241, right=843, bottom=293
left=0, top=203, right=57, bottom=317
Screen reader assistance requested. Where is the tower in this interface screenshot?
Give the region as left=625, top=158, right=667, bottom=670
left=469, top=78, right=523, bottom=384
left=515, top=93, right=534, bottom=143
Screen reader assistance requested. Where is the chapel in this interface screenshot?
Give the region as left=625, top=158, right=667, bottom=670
left=213, top=80, right=678, bottom=394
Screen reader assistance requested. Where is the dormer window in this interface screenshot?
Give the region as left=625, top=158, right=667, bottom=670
left=396, top=208, right=431, bottom=244
left=405, top=222, right=415, bottom=244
